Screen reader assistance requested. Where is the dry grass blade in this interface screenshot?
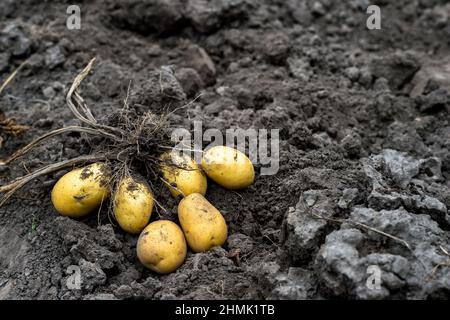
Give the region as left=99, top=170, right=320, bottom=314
left=65, top=57, right=125, bottom=139
left=65, top=58, right=97, bottom=125
left=440, top=245, right=450, bottom=256
left=426, top=246, right=450, bottom=281
left=0, top=59, right=28, bottom=95
left=301, top=196, right=412, bottom=251
left=0, top=126, right=102, bottom=166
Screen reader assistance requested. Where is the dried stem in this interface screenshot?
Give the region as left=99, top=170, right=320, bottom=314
left=301, top=196, right=412, bottom=251
left=0, top=59, right=28, bottom=94
left=0, top=154, right=109, bottom=207
left=426, top=246, right=450, bottom=281
left=0, top=126, right=102, bottom=166
left=65, top=57, right=125, bottom=139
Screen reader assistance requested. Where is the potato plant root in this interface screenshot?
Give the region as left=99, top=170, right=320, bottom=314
left=0, top=59, right=180, bottom=212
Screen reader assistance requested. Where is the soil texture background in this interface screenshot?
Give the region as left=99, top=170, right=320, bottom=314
left=1, top=0, right=450, bottom=300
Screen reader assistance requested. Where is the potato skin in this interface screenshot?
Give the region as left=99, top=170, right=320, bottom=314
left=137, top=220, right=187, bottom=274
left=201, top=146, right=254, bottom=189
left=51, top=163, right=110, bottom=218
left=178, top=193, right=227, bottom=253
left=160, top=151, right=207, bottom=198
left=113, top=176, right=154, bottom=234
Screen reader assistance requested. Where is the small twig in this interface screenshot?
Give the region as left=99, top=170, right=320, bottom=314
left=159, top=177, right=185, bottom=197
left=426, top=261, right=450, bottom=282
left=165, top=92, right=204, bottom=118
left=301, top=196, right=412, bottom=251
left=123, top=80, right=132, bottom=109
left=0, top=126, right=102, bottom=166
left=440, top=245, right=450, bottom=257
left=65, top=57, right=125, bottom=139
left=0, top=59, right=28, bottom=94
left=426, top=246, right=450, bottom=281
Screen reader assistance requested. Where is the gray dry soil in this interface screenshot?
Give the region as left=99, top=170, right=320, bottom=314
left=1, top=0, right=450, bottom=299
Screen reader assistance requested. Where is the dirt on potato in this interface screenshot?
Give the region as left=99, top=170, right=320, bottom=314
left=1, top=0, right=450, bottom=300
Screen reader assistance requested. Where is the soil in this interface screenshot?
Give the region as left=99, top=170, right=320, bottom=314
left=1, top=0, right=450, bottom=300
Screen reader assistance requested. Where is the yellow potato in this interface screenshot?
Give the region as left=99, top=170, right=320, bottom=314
left=113, top=175, right=154, bottom=234
left=159, top=151, right=207, bottom=198
left=178, top=193, right=227, bottom=252
left=201, top=146, right=254, bottom=189
left=51, top=163, right=110, bottom=218
left=137, top=220, right=187, bottom=274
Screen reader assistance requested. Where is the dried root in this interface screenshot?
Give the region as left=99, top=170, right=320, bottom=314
left=426, top=246, right=450, bottom=282
left=0, top=58, right=179, bottom=209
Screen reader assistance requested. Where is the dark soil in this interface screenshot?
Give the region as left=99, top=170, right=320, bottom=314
left=1, top=0, right=450, bottom=300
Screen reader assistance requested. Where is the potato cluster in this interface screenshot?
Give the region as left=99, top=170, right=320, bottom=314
left=51, top=146, right=254, bottom=274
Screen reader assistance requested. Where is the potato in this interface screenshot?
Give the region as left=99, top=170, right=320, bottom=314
left=51, top=163, right=110, bottom=218
left=159, top=151, right=207, bottom=198
left=113, top=175, right=154, bottom=234
left=137, top=220, right=187, bottom=274
left=201, top=146, right=254, bottom=189
left=178, top=193, right=227, bottom=252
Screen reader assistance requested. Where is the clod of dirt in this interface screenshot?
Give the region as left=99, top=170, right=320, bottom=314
left=0, top=0, right=16, bottom=18
left=363, top=150, right=449, bottom=228
left=382, top=149, right=421, bottom=189
left=227, top=233, right=253, bottom=255
left=340, top=130, right=362, bottom=158
left=281, top=190, right=336, bottom=265
left=54, top=217, right=123, bottom=270
left=257, top=262, right=317, bottom=299
left=183, top=44, right=217, bottom=86
left=185, top=0, right=252, bottom=34
left=0, top=23, right=31, bottom=57
left=315, top=227, right=410, bottom=299
left=287, top=56, right=312, bottom=81
left=44, top=46, right=65, bottom=70
left=410, top=57, right=450, bottom=97
left=104, top=0, right=185, bottom=35
left=286, top=0, right=313, bottom=25
left=370, top=51, right=421, bottom=90
left=385, top=121, right=428, bottom=155
left=416, top=89, right=450, bottom=113
left=174, top=67, right=205, bottom=97
left=79, top=259, right=107, bottom=292
left=261, top=32, right=290, bottom=65
left=89, top=60, right=128, bottom=99
left=128, top=66, right=186, bottom=112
